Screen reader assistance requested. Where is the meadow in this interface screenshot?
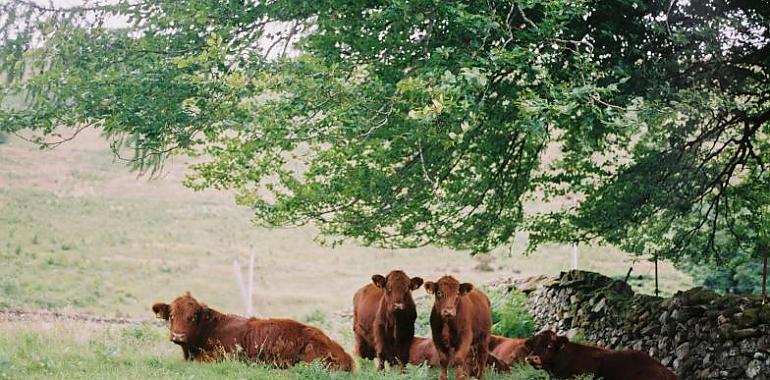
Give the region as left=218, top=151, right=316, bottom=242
left=0, top=131, right=689, bottom=378
left=0, top=319, right=568, bottom=380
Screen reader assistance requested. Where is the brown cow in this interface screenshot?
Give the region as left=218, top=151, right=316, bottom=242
left=151, top=292, right=353, bottom=371
left=352, top=270, right=423, bottom=369
left=424, top=276, right=492, bottom=380
left=525, top=330, right=679, bottom=380
left=409, top=336, right=440, bottom=367
left=489, top=334, right=530, bottom=367
left=409, top=335, right=510, bottom=372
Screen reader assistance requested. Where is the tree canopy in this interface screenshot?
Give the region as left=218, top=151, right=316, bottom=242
left=1, top=0, right=768, bottom=266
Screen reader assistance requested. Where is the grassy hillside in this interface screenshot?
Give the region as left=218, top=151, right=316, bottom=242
left=0, top=129, right=692, bottom=325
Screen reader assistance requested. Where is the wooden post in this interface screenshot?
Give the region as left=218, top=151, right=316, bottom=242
left=571, top=243, right=578, bottom=270
left=762, top=240, right=768, bottom=305
left=233, top=259, right=248, bottom=313
left=624, top=267, right=633, bottom=283
left=247, top=247, right=255, bottom=316
left=654, top=255, right=659, bottom=297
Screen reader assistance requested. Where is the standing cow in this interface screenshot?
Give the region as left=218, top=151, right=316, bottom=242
left=152, top=292, right=353, bottom=371
left=424, top=276, right=492, bottom=380
left=352, top=270, right=423, bottom=369
left=525, top=330, right=679, bottom=380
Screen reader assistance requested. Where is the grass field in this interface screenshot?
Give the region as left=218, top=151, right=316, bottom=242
left=1, top=130, right=690, bottom=377
left=0, top=320, right=564, bottom=380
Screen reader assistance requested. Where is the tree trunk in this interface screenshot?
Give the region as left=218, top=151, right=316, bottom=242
left=654, top=255, right=659, bottom=297
left=762, top=240, right=768, bottom=304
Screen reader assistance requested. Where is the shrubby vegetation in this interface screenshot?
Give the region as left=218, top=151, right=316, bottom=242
left=488, top=288, right=536, bottom=339
left=680, top=258, right=766, bottom=295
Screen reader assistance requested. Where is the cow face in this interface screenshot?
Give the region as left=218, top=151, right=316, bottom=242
left=152, top=292, right=212, bottom=345
left=424, top=275, right=473, bottom=319
left=524, top=330, right=568, bottom=370
left=372, top=270, right=423, bottom=312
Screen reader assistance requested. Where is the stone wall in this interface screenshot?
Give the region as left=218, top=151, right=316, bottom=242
left=492, top=270, right=770, bottom=380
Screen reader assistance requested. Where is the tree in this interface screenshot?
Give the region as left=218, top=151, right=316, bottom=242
left=1, top=1, right=768, bottom=282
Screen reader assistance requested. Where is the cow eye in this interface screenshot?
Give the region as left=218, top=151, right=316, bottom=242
left=436, top=291, right=443, bottom=297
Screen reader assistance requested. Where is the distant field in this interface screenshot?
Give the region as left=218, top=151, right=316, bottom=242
left=0, top=129, right=693, bottom=324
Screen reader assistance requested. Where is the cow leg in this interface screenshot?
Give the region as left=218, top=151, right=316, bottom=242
left=396, top=345, right=411, bottom=371
left=438, top=352, right=450, bottom=380
left=439, top=365, right=449, bottom=380
left=355, top=334, right=375, bottom=360
left=192, top=351, right=217, bottom=362
left=454, top=361, right=467, bottom=380
left=376, top=348, right=394, bottom=370
left=476, top=346, right=488, bottom=379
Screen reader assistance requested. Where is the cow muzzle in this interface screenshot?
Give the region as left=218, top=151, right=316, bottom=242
left=171, top=332, right=187, bottom=343
left=441, top=309, right=456, bottom=318
left=526, top=355, right=543, bottom=368
left=393, top=303, right=405, bottom=311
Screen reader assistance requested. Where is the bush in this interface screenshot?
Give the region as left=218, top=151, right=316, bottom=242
left=679, top=255, right=765, bottom=295
left=301, top=309, right=329, bottom=329
left=488, top=288, right=536, bottom=338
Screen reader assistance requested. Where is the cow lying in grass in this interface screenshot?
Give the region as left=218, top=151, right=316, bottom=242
left=409, top=335, right=514, bottom=372
left=151, top=292, right=353, bottom=371
left=525, top=330, right=679, bottom=380
left=488, top=334, right=530, bottom=369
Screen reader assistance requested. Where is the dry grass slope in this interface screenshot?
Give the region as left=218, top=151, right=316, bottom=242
left=1, top=130, right=692, bottom=321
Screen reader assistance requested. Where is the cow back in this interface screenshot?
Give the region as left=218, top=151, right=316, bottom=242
left=408, top=336, right=439, bottom=366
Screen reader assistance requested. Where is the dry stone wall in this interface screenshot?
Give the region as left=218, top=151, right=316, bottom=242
left=492, top=270, right=770, bottom=380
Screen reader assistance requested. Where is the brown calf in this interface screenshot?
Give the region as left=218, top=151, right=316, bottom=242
left=408, top=336, right=440, bottom=367
left=489, top=334, right=530, bottom=368
left=152, top=292, right=353, bottom=371
left=352, top=270, right=422, bottom=369
left=409, top=335, right=510, bottom=372
left=525, top=330, right=679, bottom=380
left=425, top=276, right=492, bottom=380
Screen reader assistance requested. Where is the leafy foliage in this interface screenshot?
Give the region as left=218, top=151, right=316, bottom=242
left=488, top=288, right=536, bottom=338
left=679, top=255, right=767, bottom=295
left=0, top=0, right=768, bottom=265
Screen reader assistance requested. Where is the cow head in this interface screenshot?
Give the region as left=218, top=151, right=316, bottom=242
left=372, top=270, right=423, bottom=312
left=423, top=275, right=473, bottom=319
left=151, top=292, right=213, bottom=345
left=524, top=330, right=568, bottom=370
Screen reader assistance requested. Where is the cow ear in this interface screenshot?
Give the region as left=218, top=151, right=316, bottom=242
left=199, top=306, right=213, bottom=321
left=410, top=277, right=424, bottom=290
left=152, top=303, right=170, bottom=320
left=424, top=281, right=436, bottom=294
left=459, top=283, right=473, bottom=295
left=556, top=336, right=569, bottom=350
left=372, top=274, right=386, bottom=288
left=524, top=338, right=534, bottom=350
